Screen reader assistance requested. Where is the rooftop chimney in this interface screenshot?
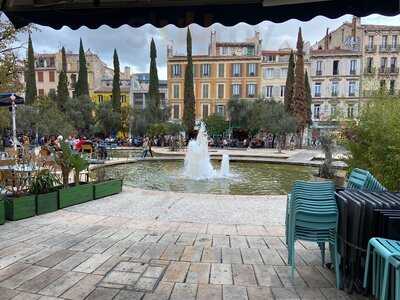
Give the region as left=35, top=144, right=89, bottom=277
left=324, top=28, right=329, bottom=50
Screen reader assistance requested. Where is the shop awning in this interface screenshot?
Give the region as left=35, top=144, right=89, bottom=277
left=1, top=0, right=399, bottom=29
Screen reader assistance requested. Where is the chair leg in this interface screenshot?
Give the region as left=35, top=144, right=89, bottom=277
left=318, top=242, right=325, bottom=267
left=290, top=237, right=296, bottom=279
left=372, top=251, right=377, bottom=297
left=396, top=268, right=400, bottom=300
left=333, top=241, right=340, bottom=289
left=363, top=242, right=372, bottom=289
left=381, top=260, right=390, bottom=300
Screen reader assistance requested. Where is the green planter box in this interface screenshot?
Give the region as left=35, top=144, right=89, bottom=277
left=59, top=183, right=94, bottom=208
left=36, top=191, right=59, bottom=215
left=94, top=179, right=123, bottom=199
left=5, top=195, right=36, bottom=221
left=0, top=198, right=5, bottom=225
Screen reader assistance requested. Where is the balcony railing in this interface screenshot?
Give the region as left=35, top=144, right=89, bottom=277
left=365, top=45, right=377, bottom=52
left=390, top=67, right=399, bottom=74
left=378, top=67, right=400, bottom=75
left=379, top=67, right=388, bottom=74
left=364, top=67, right=376, bottom=75
left=390, top=45, right=400, bottom=52
left=349, top=69, right=357, bottom=75
left=379, top=45, right=391, bottom=52
left=315, top=70, right=322, bottom=76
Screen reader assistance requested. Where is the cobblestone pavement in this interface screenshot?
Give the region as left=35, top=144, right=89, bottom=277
left=0, top=189, right=364, bottom=300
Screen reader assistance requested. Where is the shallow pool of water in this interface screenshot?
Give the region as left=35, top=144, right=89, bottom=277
left=102, top=160, right=316, bottom=195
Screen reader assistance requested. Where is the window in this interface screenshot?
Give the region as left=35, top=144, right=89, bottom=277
left=218, top=64, right=225, bottom=77
left=332, top=81, right=339, bottom=96
left=38, top=89, right=44, bottom=96
left=392, top=35, right=398, bottom=49
left=350, top=60, right=357, bottom=75
left=314, top=82, right=321, bottom=97
left=173, top=84, right=180, bottom=99
left=281, top=68, right=288, bottom=78
left=216, top=105, right=225, bottom=117
left=331, top=104, right=337, bottom=116
left=121, top=95, right=126, bottom=103
left=232, top=63, right=241, bottom=77
left=380, top=80, right=386, bottom=89
left=382, top=35, right=388, bottom=47
left=222, top=47, right=228, bottom=55
left=202, top=83, right=209, bottom=98
left=98, top=95, right=104, bottom=103
left=173, top=104, right=180, bottom=119
left=49, top=71, right=55, bottom=82
left=349, top=81, right=356, bottom=96
left=313, top=104, right=321, bottom=120
left=390, top=80, right=395, bottom=95
left=37, top=71, right=44, bottom=82
left=232, top=84, right=241, bottom=97
left=246, top=47, right=255, bottom=56
left=172, top=64, right=181, bottom=77
left=347, top=104, right=354, bottom=119
left=390, top=57, right=397, bottom=72
left=264, top=68, right=274, bottom=78
left=366, top=57, right=373, bottom=73
left=217, top=84, right=224, bottom=99
left=49, top=88, right=55, bottom=96
left=202, top=104, right=209, bottom=119
left=201, top=64, right=211, bottom=77
left=380, top=57, right=387, bottom=72
left=247, top=84, right=256, bottom=97
left=248, top=63, right=257, bottom=76
left=368, top=36, right=374, bottom=47
left=280, top=86, right=285, bottom=98
left=316, top=61, right=322, bottom=75
left=333, top=60, right=339, bottom=75
left=264, top=86, right=273, bottom=98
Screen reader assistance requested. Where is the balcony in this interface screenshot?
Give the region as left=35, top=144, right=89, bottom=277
left=379, top=67, right=400, bottom=75
left=378, top=67, right=389, bottom=75
left=365, top=45, right=377, bottom=53
left=315, top=70, right=322, bottom=76
left=390, top=67, right=399, bottom=74
left=364, top=67, right=376, bottom=75
left=390, top=45, right=400, bottom=53
left=379, top=45, right=391, bottom=52
left=349, top=69, right=357, bottom=75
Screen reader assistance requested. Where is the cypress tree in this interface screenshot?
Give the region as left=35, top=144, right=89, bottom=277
left=25, top=34, right=37, bottom=104
left=112, top=49, right=121, bottom=113
left=147, top=38, right=162, bottom=123
left=183, top=28, right=196, bottom=136
left=304, top=70, right=312, bottom=126
left=56, top=47, right=69, bottom=111
left=293, top=28, right=307, bottom=147
left=284, top=50, right=295, bottom=115
left=76, top=39, right=89, bottom=97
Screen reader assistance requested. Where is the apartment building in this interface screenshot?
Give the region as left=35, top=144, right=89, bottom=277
left=167, top=31, right=262, bottom=121
left=130, top=73, right=168, bottom=110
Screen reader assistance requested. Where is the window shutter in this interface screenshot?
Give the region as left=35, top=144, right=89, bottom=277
left=239, top=84, right=242, bottom=97
left=239, top=63, right=242, bottom=77
left=231, top=64, right=234, bottom=77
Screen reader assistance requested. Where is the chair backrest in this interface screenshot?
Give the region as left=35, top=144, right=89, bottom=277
left=347, top=168, right=387, bottom=192
left=82, top=144, right=93, bottom=154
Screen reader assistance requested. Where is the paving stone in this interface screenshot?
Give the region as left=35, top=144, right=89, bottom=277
left=0, top=265, right=48, bottom=289
left=208, top=224, right=237, bottom=235
left=52, top=252, right=93, bottom=271
left=212, top=235, right=230, bottom=248
left=39, top=272, right=86, bottom=297
left=114, top=261, right=147, bottom=273
left=223, top=285, right=248, bottom=300
left=141, top=243, right=169, bottom=260
left=320, top=287, right=352, bottom=299
left=141, top=233, right=164, bottom=243
left=103, top=271, right=140, bottom=286
left=186, top=263, right=210, bottom=284
left=246, top=237, right=268, bottom=249
left=85, top=287, right=119, bottom=300
left=123, top=242, right=151, bottom=258
left=22, top=248, right=62, bottom=265
left=296, top=266, right=331, bottom=288
left=0, top=246, right=44, bottom=269
left=85, top=240, right=118, bottom=254
left=142, top=281, right=174, bottom=300
left=271, top=287, right=300, bottom=299
left=135, top=277, right=158, bottom=291
left=176, top=233, right=197, bottom=246
left=143, top=265, right=165, bottom=278
left=230, top=236, right=249, bottom=248
left=201, top=247, right=221, bottom=263
left=163, top=262, right=190, bottom=283
left=181, top=246, right=204, bottom=262
left=0, top=287, right=19, bottom=300
left=277, top=249, right=306, bottom=266
left=246, top=287, right=273, bottom=300
left=197, top=284, right=222, bottom=300
left=73, top=254, right=112, bottom=273
left=295, top=287, right=326, bottom=299
left=240, top=248, right=263, bottom=265
left=158, top=233, right=181, bottom=244
left=170, top=283, right=197, bottom=300
left=237, top=225, right=268, bottom=236
left=194, top=234, right=213, bottom=247
left=264, top=237, right=286, bottom=249
left=253, top=265, right=282, bottom=287
left=274, top=267, right=306, bottom=288
left=114, top=290, right=144, bottom=300
left=61, top=274, right=103, bottom=300
left=18, top=269, right=65, bottom=293
left=160, top=245, right=185, bottom=261
left=93, top=256, right=125, bottom=276
left=314, top=266, right=336, bottom=287
left=222, top=247, right=242, bottom=264
left=11, top=291, right=41, bottom=300
left=0, top=263, right=30, bottom=282
left=210, top=264, right=232, bottom=285
left=259, top=249, right=285, bottom=265
left=232, top=264, right=257, bottom=286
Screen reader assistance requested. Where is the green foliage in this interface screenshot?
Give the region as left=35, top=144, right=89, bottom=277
left=183, top=28, right=196, bottom=135
left=112, top=49, right=121, bottom=113
left=70, top=153, right=89, bottom=186
left=227, top=98, right=252, bottom=129
left=131, top=108, right=149, bottom=136
left=53, top=141, right=74, bottom=187
left=25, top=35, right=37, bottom=104
left=164, top=122, right=184, bottom=135
left=29, top=169, right=61, bottom=194
left=56, top=47, right=69, bottom=111
left=284, top=50, right=295, bottom=114
left=75, top=39, right=89, bottom=97
left=304, top=71, right=312, bottom=126
left=146, top=39, right=163, bottom=123
left=204, top=114, right=229, bottom=137
left=344, top=95, right=400, bottom=191
left=147, top=123, right=166, bottom=137
left=64, top=96, right=95, bottom=136
left=95, top=101, right=120, bottom=137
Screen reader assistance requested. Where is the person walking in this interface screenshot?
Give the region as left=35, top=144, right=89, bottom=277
left=142, top=137, right=149, bottom=158
left=148, top=137, right=154, bottom=157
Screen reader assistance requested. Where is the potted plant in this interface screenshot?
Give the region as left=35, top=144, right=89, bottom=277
left=30, top=169, right=61, bottom=215
left=93, top=167, right=123, bottom=199
left=55, top=142, right=93, bottom=208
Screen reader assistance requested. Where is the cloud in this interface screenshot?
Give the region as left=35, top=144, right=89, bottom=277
left=11, top=14, right=400, bottom=79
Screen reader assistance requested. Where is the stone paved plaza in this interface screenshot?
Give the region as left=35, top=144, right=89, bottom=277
left=0, top=187, right=363, bottom=300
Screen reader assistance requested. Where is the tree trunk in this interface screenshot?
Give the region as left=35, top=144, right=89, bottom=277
left=74, top=170, right=80, bottom=185
left=62, top=168, right=70, bottom=188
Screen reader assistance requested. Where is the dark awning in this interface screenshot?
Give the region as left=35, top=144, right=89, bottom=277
left=0, top=93, right=24, bottom=106
left=1, top=0, right=399, bottom=29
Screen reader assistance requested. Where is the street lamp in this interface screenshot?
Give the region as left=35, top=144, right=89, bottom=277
left=10, top=93, right=17, bottom=150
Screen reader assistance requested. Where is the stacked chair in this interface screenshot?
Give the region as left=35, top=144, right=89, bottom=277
left=286, top=180, right=340, bottom=288
left=347, top=168, right=387, bottom=192
left=363, top=238, right=400, bottom=300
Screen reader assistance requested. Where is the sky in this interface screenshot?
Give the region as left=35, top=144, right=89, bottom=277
left=12, top=14, right=400, bottom=79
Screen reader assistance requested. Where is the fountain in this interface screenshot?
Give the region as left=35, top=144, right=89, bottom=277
left=183, top=122, right=230, bottom=180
